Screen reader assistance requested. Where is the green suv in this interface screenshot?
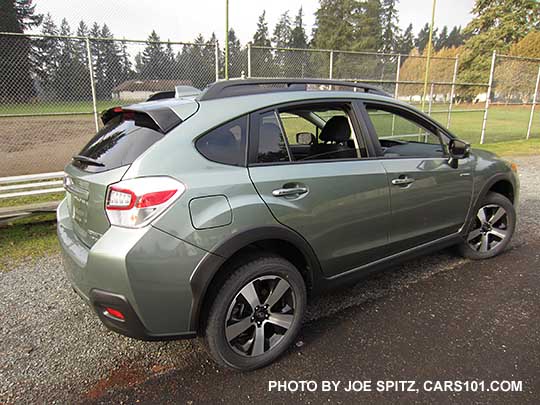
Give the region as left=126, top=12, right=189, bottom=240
left=57, top=79, right=519, bottom=370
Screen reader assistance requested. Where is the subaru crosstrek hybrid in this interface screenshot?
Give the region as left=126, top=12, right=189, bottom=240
left=57, top=79, right=519, bottom=370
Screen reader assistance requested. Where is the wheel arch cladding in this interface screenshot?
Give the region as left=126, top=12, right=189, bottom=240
left=488, top=179, right=515, bottom=204
left=188, top=225, right=322, bottom=332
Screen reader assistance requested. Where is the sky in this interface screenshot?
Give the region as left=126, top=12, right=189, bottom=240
left=32, top=0, right=475, bottom=44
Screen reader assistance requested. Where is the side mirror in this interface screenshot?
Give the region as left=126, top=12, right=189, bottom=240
left=448, top=139, right=470, bottom=168
left=296, top=132, right=315, bottom=145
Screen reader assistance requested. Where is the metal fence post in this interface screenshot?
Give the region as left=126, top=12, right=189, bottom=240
left=247, top=43, right=252, bottom=78
left=447, top=56, right=459, bottom=128
left=391, top=54, right=401, bottom=137
left=526, top=65, right=540, bottom=140
left=329, top=50, right=334, bottom=79
left=394, top=54, right=401, bottom=98
left=428, top=83, right=434, bottom=115
left=480, top=50, right=497, bottom=144
left=215, top=41, right=220, bottom=81
left=85, top=37, right=99, bottom=132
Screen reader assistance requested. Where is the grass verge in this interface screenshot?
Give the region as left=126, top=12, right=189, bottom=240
left=472, top=138, right=540, bottom=157
left=0, top=213, right=59, bottom=272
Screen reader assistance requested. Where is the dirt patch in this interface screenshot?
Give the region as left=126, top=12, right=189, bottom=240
left=0, top=115, right=96, bottom=176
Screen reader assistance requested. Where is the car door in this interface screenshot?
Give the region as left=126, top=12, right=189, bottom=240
left=247, top=101, right=391, bottom=277
left=361, top=101, right=473, bottom=253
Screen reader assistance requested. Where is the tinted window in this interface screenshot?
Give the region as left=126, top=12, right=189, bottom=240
left=196, top=116, right=247, bottom=166
left=75, top=113, right=164, bottom=173
left=257, top=112, right=290, bottom=163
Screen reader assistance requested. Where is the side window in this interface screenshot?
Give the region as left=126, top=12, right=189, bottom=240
left=279, top=113, right=318, bottom=145
left=196, top=115, right=247, bottom=166
left=279, top=106, right=366, bottom=161
left=366, top=105, right=444, bottom=158
left=257, top=111, right=290, bottom=163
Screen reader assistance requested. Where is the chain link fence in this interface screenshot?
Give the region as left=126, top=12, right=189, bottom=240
left=1, top=31, right=540, bottom=177
left=0, top=32, right=218, bottom=176
left=484, top=53, right=540, bottom=143
left=248, top=45, right=494, bottom=144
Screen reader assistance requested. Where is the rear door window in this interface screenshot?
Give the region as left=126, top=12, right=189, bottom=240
left=74, top=113, right=164, bottom=173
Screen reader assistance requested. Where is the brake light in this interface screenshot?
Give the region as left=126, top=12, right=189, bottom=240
left=105, top=177, right=185, bottom=228
left=107, top=187, right=136, bottom=210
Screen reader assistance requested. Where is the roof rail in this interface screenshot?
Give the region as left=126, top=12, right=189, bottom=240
left=198, top=78, right=392, bottom=101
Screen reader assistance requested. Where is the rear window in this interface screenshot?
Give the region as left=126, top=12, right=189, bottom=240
left=195, top=115, right=248, bottom=166
left=74, top=113, right=164, bottom=172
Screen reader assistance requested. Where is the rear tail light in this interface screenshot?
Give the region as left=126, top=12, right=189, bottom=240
left=105, top=177, right=185, bottom=228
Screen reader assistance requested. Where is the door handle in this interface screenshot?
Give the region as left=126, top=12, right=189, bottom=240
left=272, top=187, right=308, bottom=197
left=391, top=177, right=415, bottom=186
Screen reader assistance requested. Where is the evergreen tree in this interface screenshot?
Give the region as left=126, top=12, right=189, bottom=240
left=227, top=29, right=243, bottom=78
left=446, top=26, right=465, bottom=48
left=32, top=13, right=59, bottom=98
left=75, top=20, right=89, bottom=66
left=290, top=7, right=309, bottom=78
left=140, top=30, right=167, bottom=79
left=0, top=0, right=41, bottom=101
left=381, top=0, right=400, bottom=53
left=272, top=11, right=293, bottom=77
left=54, top=19, right=89, bottom=100
left=97, top=24, right=123, bottom=98
left=290, top=7, right=308, bottom=49
left=251, top=11, right=273, bottom=77
left=312, top=0, right=356, bottom=50
left=397, top=23, right=414, bottom=55
left=253, top=10, right=271, bottom=47
left=273, top=11, right=292, bottom=48
left=435, top=25, right=448, bottom=51
left=415, top=23, right=432, bottom=53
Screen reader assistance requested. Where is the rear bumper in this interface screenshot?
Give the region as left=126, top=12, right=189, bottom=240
left=89, top=289, right=196, bottom=340
left=57, top=199, right=208, bottom=339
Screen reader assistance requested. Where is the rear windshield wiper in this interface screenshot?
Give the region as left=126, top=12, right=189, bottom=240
left=72, top=155, right=105, bottom=167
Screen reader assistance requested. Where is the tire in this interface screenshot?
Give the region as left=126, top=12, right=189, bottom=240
left=458, top=192, right=516, bottom=260
left=204, top=255, right=306, bottom=371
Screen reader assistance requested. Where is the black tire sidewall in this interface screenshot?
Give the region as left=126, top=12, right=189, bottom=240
left=460, top=192, right=516, bottom=259
left=205, top=256, right=306, bottom=371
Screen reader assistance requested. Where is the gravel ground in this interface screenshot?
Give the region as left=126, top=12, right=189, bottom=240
left=0, top=156, right=538, bottom=404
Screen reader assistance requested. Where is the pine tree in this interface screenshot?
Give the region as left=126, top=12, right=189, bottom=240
left=397, top=23, right=414, bottom=55
left=415, top=23, right=432, bottom=53
left=227, top=29, right=243, bottom=78
left=381, top=0, right=401, bottom=53
left=140, top=30, right=167, bottom=79
left=253, top=11, right=271, bottom=47
left=272, top=11, right=293, bottom=77
left=97, top=24, right=123, bottom=98
left=312, top=0, right=356, bottom=50
left=252, top=11, right=273, bottom=77
left=0, top=0, right=41, bottom=101
left=54, top=19, right=89, bottom=100
left=290, top=7, right=308, bottom=49
left=435, top=26, right=448, bottom=51
left=273, top=11, right=292, bottom=48
left=32, top=13, right=59, bottom=98
left=446, top=26, right=465, bottom=48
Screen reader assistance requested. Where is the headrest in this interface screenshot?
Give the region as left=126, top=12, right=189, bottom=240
left=319, top=116, right=351, bottom=143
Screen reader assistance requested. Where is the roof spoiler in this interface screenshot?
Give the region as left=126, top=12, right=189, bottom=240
left=101, top=106, right=182, bottom=133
